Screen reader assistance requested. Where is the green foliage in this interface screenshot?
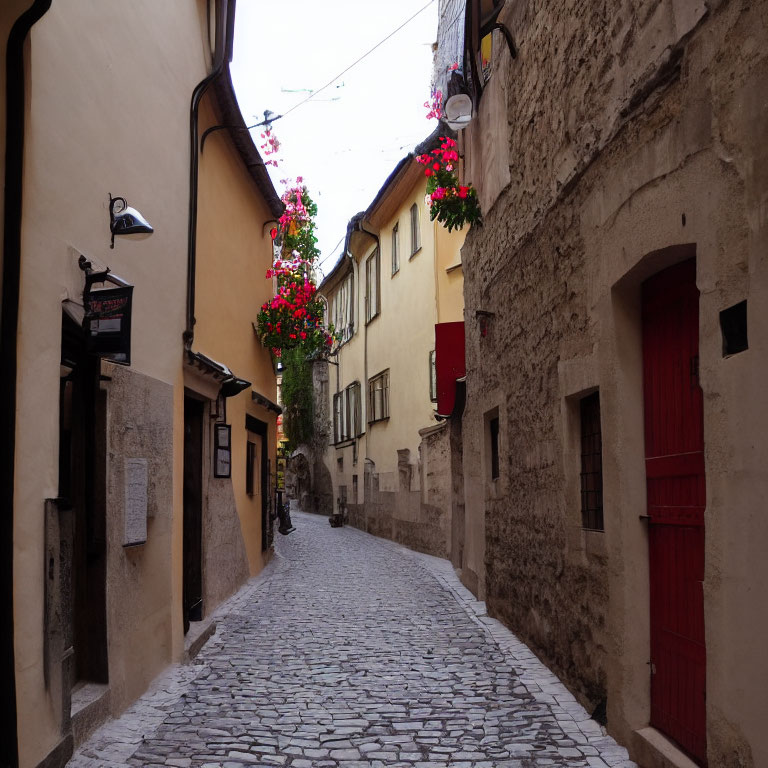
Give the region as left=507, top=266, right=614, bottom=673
left=425, top=170, right=482, bottom=232
left=280, top=347, right=314, bottom=451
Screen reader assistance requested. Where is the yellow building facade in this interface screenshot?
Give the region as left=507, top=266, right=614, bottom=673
left=1, top=2, right=280, bottom=766
left=318, top=130, right=465, bottom=556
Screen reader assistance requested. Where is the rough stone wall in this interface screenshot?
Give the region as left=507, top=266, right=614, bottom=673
left=458, top=0, right=768, bottom=761
left=468, top=200, right=607, bottom=708
left=347, top=431, right=453, bottom=560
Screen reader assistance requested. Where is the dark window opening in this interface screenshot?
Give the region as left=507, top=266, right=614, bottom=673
left=720, top=300, right=748, bottom=356
left=580, top=392, right=603, bottom=530
left=246, top=440, right=256, bottom=496
left=490, top=416, right=499, bottom=480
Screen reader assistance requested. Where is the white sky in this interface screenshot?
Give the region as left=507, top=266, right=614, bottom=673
left=231, top=0, right=438, bottom=276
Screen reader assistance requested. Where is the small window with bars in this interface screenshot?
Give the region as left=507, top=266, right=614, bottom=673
left=580, top=392, right=603, bottom=530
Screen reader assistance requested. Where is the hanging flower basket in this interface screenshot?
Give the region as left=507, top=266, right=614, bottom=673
left=417, top=137, right=481, bottom=233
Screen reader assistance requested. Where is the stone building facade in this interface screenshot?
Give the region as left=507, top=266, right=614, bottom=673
left=437, top=1, right=768, bottom=767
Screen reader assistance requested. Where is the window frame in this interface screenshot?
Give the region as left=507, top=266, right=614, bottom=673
left=367, top=370, right=390, bottom=424
left=365, top=248, right=380, bottom=323
left=331, top=272, right=355, bottom=345
left=245, top=439, right=256, bottom=496
left=333, top=381, right=363, bottom=444
left=465, top=0, right=506, bottom=105
left=489, top=416, right=500, bottom=480
left=429, top=350, right=437, bottom=403
left=391, top=222, right=400, bottom=275
left=409, top=203, right=421, bottom=257
left=579, top=391, right=604, bottom=531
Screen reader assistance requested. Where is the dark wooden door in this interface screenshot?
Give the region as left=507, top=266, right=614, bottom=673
left=183, top=396, right=204, bottom=634
left=642, top=257, right=707, bottom=765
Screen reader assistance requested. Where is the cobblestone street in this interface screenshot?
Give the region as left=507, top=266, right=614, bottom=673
left=68, top=512, right=636, bottom=768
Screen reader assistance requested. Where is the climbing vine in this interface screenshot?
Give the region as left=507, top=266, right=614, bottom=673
left=257, top=178, right=334, bottom=449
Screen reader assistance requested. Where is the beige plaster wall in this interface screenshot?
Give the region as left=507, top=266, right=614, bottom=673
left=456, top=0, right=768, bottom=764
left=194, top=93, right=278, bottom=577
left=367, top=178, right=440, bottom=476
left=13, top=2, right=210, bottom=765
left=320, top=169, right=466, bottom=556
left=433, top=218, right=465, bottom=324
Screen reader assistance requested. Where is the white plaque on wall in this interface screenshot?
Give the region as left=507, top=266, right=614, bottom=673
left=124, top=458, right=148, bottom=546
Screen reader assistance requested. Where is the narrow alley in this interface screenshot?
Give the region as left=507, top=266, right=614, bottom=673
left=68, top=512, right=635, bottom=768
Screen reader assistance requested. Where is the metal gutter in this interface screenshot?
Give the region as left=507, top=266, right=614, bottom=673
left=1, top=5, right=53, bottom=762
left=184, top=0, right=231, bottom=350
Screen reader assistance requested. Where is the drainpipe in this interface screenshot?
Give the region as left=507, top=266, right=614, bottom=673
left=184, top=0, right=232, bottom=350
left=1, top=3, right=54, bottom=763
left=357, top=218, right=379, bottom=533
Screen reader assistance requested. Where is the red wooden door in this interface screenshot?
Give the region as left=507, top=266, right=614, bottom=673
left=642, top=257, right=707, bottom=765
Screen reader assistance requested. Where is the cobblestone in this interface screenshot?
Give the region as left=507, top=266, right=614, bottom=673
left=68, top=511, right=636, bottom=767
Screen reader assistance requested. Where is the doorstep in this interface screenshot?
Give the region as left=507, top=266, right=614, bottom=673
left=184, top=617, right=216, bottom=662
left=632, top=726, right=702, bottom=768
left=70, top=681, right=110, bottom=747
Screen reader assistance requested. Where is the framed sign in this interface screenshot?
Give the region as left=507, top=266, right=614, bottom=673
left=84, top=285, right=133, bottom=365
left=124, top=458, right=148, bottom=546
left=214, top=423, right=232, bottom=478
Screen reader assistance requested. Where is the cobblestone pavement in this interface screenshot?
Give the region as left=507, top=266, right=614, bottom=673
left=68, top=511, right=637, bottom=768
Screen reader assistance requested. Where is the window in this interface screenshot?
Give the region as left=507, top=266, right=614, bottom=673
left=368, top=370, right=389, bottom=423
left=331, top=272, right=354, bottom=344
left=333, top=382, right=362, bottom=443
left=580, top=392, right=603, bottom=530
left=391, top=223, right=400, bottom=275
left=365, top=248, right=380, bottom=322
left=489, top=416, right=499, bottom=480
left=429, top=350, right=437, bottom=402
left=246, top=440, right=256, bottom=496
left=410, top=204, right=420, bottom=256
left=466, top=0, right=506, bottom=101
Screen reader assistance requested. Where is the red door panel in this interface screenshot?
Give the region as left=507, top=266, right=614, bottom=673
left=642, top=257, right=707, bottom=765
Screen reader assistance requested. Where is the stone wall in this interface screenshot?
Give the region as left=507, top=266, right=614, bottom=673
left=456, top=0, right=768, bottom=763
left=345, top=427, right=455, bottom=561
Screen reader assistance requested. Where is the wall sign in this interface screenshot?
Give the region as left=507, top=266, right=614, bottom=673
left=214, top=423, right=232, bottom=478
left=124, top=458, right=148, bottom=546
left=84, top=285, right=133, bottom=365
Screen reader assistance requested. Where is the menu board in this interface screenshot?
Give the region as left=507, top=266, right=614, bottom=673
left=84, top=285, right=133, bottom=365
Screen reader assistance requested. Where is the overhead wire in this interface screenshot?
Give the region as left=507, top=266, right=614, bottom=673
left=245, top=0, right=437, bottom=130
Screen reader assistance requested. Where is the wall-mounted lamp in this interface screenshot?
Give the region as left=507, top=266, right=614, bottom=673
left=220, top=376, right=251, bottom=398
left=444, top=93, right=473, bottom=130
left=109, top=194, right=153, bottom=249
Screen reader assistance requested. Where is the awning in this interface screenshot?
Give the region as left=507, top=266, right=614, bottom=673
left=184, top=350, right=251, bottom=399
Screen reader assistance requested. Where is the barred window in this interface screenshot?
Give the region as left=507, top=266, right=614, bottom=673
left=368, top=370, right=390, bottom=423
left=580, top=392, right=604, bottom=530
